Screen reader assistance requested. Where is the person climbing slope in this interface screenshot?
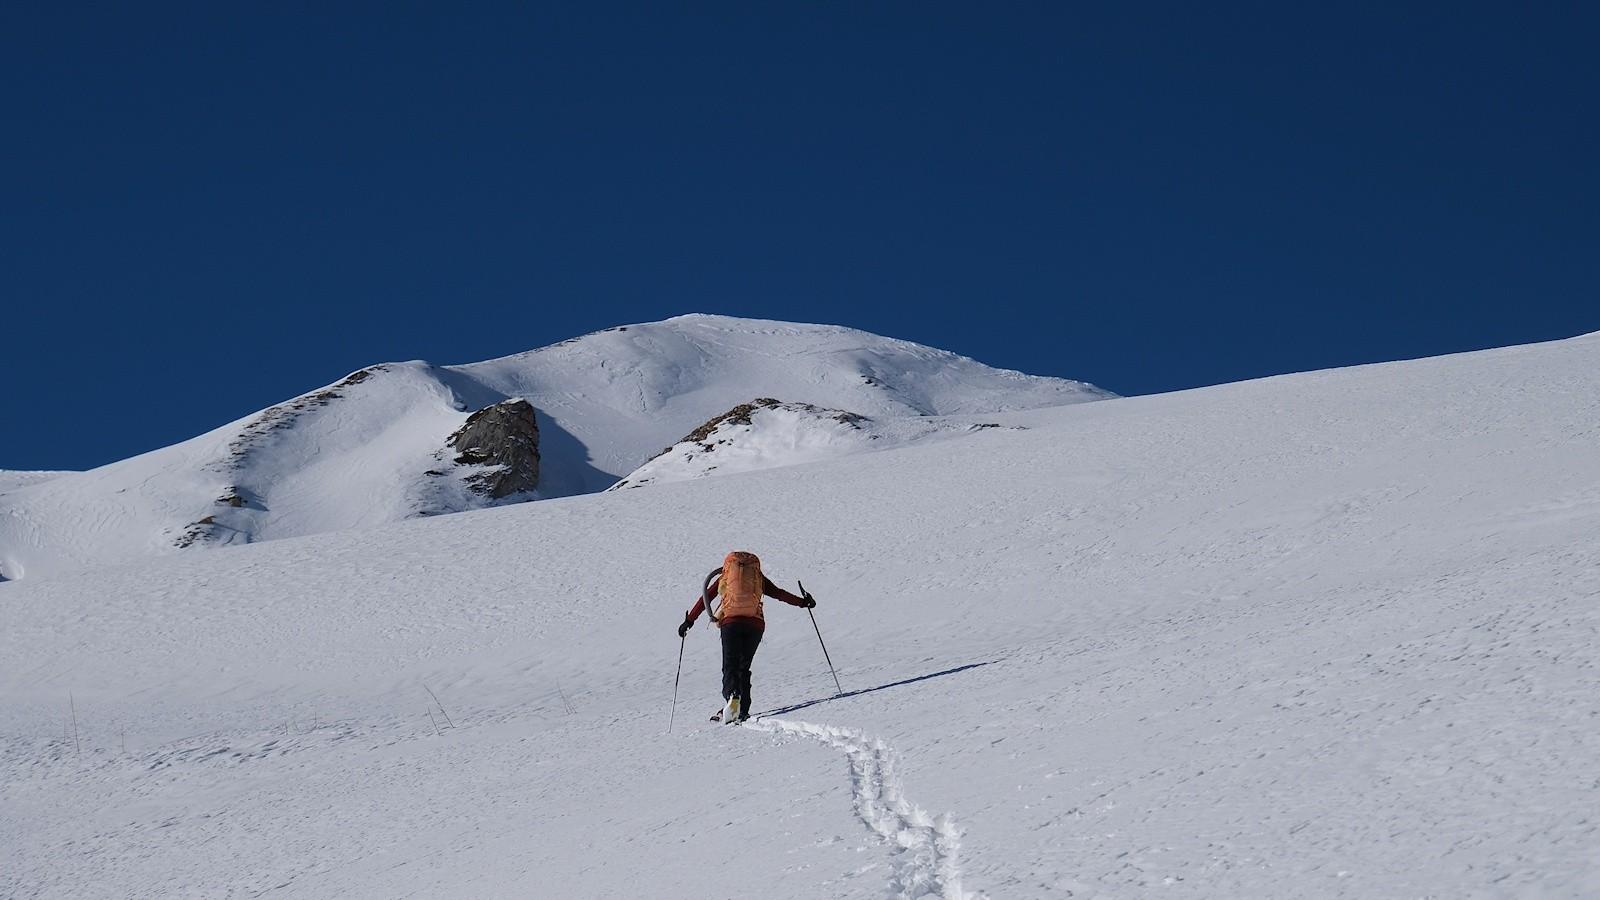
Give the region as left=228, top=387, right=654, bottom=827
left=678, top=551, right=813, bottom=722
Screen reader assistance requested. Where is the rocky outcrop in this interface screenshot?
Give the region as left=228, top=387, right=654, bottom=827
left=449, top=399, right=540, bottom=498
left=612, top=398, right=872, bottom=490
left=667, top=397, right=784, bottom=457
left=649, top=397, right=865, bottom=462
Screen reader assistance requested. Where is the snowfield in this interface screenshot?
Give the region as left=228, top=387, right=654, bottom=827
left=2, top=330, right=1598, bottom=898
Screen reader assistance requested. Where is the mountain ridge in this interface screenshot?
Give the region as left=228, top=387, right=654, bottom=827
left=0, top=315, right=1110, bottom=581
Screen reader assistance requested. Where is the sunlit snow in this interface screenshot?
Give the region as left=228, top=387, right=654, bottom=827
left=3, top=328, right=1597, bottom=898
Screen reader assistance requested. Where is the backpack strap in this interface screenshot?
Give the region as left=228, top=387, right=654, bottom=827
left=702, top=567, right=723, bottom=623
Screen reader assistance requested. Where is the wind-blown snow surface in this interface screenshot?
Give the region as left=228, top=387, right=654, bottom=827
left=0, top=315, right=1109, bottom=581
left=3, top=333, right=1598, bottom=898
left=0, top=471, right=74, bottom=493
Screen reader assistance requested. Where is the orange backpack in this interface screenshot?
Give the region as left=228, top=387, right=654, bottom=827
left=713, top=551, right=764, bottom=623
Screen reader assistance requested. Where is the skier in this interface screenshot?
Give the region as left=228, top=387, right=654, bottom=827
left=678, top=551, right=814, bottom=722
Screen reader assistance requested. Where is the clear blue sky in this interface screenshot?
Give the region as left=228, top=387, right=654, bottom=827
left=3, top=3, right=1596, bottom=472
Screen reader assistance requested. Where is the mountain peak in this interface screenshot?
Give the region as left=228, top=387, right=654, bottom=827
left=0, top=317, right=1111, bottom=581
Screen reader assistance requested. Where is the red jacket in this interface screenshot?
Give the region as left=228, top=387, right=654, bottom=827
left=684, top=573, right=806, bottom=632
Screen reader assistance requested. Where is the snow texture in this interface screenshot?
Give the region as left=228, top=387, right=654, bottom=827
left=2, top=327, right=1598, bottom=898
left=0, top=470, right=75, bottom=493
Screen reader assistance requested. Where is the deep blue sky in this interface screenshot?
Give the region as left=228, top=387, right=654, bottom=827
left=4, top=3, right=1596, bottom=471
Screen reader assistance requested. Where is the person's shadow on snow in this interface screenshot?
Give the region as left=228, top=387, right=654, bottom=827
left=756, top=661, right=993, bottom=718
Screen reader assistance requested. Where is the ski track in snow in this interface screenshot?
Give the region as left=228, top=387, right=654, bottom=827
left=747, top=717, right=984, bottom=900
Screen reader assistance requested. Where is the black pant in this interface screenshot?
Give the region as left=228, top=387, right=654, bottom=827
left=720, top=621, right=763, bottom=715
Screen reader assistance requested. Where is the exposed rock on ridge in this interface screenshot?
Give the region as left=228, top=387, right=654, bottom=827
left=216, top=366, right=386, bottom=472
left=612, top=397, right=872, bottom=490
left=653, top=397, right=865, bottom=462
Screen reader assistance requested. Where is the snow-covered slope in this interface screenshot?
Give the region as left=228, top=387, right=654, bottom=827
left=0, top=470, right=74, bottom=493
left=0, top=362, right=516, bottom=582
left=2, top=331, right=1596, bottom=898
left=0, top=315, right=1110, bottom=582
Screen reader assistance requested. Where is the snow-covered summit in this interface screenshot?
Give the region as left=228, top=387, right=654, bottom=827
left=0, top=315, right=1110, bottom=581
left=455, top=313, right=1111, bottom=492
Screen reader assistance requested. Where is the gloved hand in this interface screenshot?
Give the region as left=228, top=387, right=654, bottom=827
left=678, top=618, right=692, bottom=638
left=802, top=592, right=816, bottom=608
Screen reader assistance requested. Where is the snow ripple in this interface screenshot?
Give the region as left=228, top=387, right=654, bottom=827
left=747, top=717, right=983, bottom=900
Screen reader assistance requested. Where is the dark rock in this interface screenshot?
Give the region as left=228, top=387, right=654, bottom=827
left=174, top=521, right=211, bottom=548
left=449, top=398, right=540, bottom=498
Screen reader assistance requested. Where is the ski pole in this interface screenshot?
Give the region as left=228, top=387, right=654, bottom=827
left=669, top=631, right=686, bottom=733
left=799, top=581, right=842, bottom=696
